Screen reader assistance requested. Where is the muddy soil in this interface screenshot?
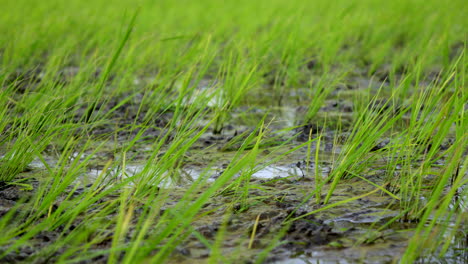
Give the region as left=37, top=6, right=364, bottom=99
left=1, top=65, right=467, bottom=263
left=0, top=173, right=407, bottom=263
left=2, top=166, right=464, bottom=263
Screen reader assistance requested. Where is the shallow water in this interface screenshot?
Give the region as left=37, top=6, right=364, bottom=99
left=2, top=71, right=465, bottom=263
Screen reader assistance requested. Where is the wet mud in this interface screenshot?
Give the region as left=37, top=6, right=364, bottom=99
left=1, top=64, right=466, bottom=263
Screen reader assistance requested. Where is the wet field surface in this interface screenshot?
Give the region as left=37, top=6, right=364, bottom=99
left=1, top=64, right=467, bottom=263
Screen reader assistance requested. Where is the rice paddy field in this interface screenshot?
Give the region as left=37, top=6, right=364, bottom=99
left=0, top=0, right=467, bottom=263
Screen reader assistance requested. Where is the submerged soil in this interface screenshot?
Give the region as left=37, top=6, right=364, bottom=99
left=1, top=65, right=467, bottom=263
left=0, top=172, right=413, bottom=263
left=2, top=164, right=465, bottom=263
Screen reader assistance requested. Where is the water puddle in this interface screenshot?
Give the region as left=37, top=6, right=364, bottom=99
left=251, top=166, right=299, bottom=179
left=84, top=164, right=307, bottom=187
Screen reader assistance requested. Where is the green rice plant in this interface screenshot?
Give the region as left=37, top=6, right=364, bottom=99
left=304, top=71, right=348, bottom=125
left=393, top=55, right=466, bottom=219
left=323, top=87, right=408, bottom=204
left=116, top=120, right=309, bottom=262
left=207, top=208, right=233, bottom=263
left=0, top=137, right=109, bottom=257
left=119, top=138, right=267, bottom=262
left=402, top=136, right=467, bottom=262
left=226, top=122, right=266, bottom=210
left=259, top=16, right=307, bottom=105
left=125, top=74, right=217, bottom=195
left=0, top=0, right=467, bottom=262
left=108, top=187, right=135, bottom=263
left=397, top=52, right=467, bottom=260
left=83, top=10, right=139, bottom=124
left=213, top=46, right=258, bottom=134
left=0, top=91, right=69, bottom=182
left=313, top=133, right=325, bottom=204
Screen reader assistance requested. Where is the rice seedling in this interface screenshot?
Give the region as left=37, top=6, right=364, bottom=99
left=0, top=0, right=466, bottom=263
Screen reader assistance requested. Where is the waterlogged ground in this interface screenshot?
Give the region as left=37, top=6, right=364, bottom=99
left=0, top=67, right=466, bottom=263
left=1, top=143, right=465, bottom=263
